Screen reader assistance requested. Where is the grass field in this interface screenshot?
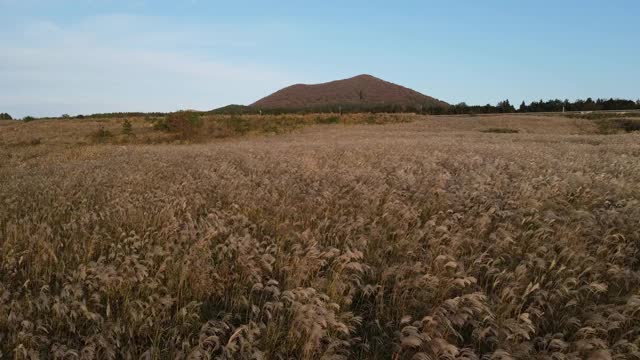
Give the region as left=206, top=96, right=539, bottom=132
left=1, top=114, right=640, bottom=359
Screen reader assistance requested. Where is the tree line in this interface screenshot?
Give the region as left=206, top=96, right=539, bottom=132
left=5, top=98, right=640, bottom=120
left=222, top=98, right=640, bottom=115
left=517, top=98, right=640, bottom=113
left=414, top=98, right=640, bottom=115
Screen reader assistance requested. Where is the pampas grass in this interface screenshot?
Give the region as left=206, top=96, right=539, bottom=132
left=1, top=114, right=639, bottom=359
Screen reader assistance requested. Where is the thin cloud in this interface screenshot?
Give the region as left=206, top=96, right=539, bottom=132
left=0, top=14, right=294, bottom=117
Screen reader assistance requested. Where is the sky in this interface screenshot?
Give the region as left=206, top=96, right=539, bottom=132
left=1, top=0, right=639, bottom=118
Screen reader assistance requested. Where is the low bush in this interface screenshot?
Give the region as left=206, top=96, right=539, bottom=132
left=365, top=115, right=378, bottom=124
left=152, top=118, right=169, bottom=131
left=225, top=115, right=252, bottom=134
left=614, top=118, right=640, bottom=132
left=594, top=118, right=640, bottom=134
left=480, top=127, right=519, bottom=133
left=314, top=115, right=341, bottom=125
left=565, top=112, right=640, bottom=120
left=155, top=112, right=203, bottom=140
left=122, top=119, right=133, bottom=135
left=92, top=126, right=113, bottom=142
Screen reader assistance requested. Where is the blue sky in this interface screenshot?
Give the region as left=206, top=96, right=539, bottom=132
left=1, top=0, right=638, bottom=118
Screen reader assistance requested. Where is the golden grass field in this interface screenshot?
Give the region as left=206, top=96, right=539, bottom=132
left=1, top=114, right=640, bottom=359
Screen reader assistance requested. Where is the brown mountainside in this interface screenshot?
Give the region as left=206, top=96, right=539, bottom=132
left=251, top=74, right=448, bottom=110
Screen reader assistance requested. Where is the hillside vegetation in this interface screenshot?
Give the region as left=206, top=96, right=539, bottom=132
left=251, top=74, right=448, bottom=111
left=1, top=115, right=640, bottom=359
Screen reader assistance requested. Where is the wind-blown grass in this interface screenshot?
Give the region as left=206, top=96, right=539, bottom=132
left=1, top=115, right=639, bottom=359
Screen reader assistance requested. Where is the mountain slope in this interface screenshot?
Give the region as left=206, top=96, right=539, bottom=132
left=251, top=74, right=448, bottom=110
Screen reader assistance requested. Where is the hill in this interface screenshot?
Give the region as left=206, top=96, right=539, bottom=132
left=250, top=74, right=448, bottom=111
left=208, top=104, right=254, bottom=115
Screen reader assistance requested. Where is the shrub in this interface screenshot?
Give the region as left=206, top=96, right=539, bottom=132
left=613, top=118, right=640, bottom=132
left=122, top=119, right=133, bottom=135
left=156, top=112, right=203, bottom=140
left=0, top=112, right=12, bottom=120
left=92, top=126, right=113, bottom=142
left=594, top=118, right=640, bottom=134
left=480, top=127, right=519, bottom=133
left=314, top=115, right=341, bottom=125
left=23, top=116, right=36, bottom=122
left=365, top=115, right=377, bottom=124
left=566, top=112, right=640, bottom=120
left=226, top=115, right=252, bottom=134
left=152, top=117, right=170, bottom=131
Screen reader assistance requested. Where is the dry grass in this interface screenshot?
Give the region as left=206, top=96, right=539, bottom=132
left=1, top=114, right=640, bottom=359
left=0, top=113, right=415, bottom=149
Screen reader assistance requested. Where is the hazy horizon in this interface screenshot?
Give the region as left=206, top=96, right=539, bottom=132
left=1, top=0, right=639, bottom=118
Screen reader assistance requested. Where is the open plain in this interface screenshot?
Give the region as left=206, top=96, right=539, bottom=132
left=1, top=114, right=640, bottom=359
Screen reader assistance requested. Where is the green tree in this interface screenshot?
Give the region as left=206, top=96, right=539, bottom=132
left=497, top=99, right=515, bottom=113
left=0, top=113, right=12, bottom=120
